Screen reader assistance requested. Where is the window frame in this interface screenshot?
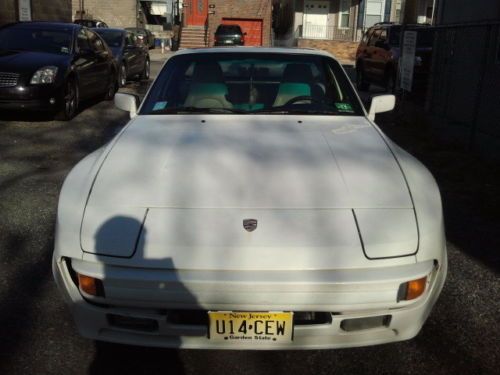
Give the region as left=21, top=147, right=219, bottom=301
left=338, top=0, right=351, bottom=29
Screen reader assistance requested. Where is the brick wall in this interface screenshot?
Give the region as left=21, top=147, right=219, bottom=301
left=72, top=0, right=137, bottom=28
left=297, top=39, right=358, bottom=64
left=0, top=0, right=72, bottom=25
left=207, top=0, right=272, bottom=46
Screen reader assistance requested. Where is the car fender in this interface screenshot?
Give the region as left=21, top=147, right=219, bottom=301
left=54, top=147, right=107, bottom=262
left=387, top=142, right=447, bottom=266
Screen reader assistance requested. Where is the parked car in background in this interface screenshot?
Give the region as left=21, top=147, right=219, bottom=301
left=125, top=27, right=155, bottom=49
left=74, top=19, right=108, bottom=28
left=53, top=47, right=447, bottom=350
left=214, top=24, right=245, bottom=46
left=0, top=22, right=116, bottom=120
left=355, top=23, right=435, bottom=92
left=93, top=28, right=150, bottom=87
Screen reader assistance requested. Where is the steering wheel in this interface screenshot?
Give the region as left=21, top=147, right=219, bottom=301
left=283, top=96, right=323, bottom=106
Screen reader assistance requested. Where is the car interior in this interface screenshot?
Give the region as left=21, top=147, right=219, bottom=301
left=153, top=57, right=352, bottom=113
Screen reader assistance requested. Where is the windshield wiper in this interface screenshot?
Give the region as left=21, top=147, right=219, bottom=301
left=251, top=107, right=341, bottom=115
left=150, top=106, right=247, bottom=114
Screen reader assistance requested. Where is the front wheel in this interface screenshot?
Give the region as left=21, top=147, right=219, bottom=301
left=55, top=78, right=78, bottom=121
left=103, top=71, right=117, bottom=101
left=140, top=58, right=150, bottom=80
left=118, top=64, right=127, bottom=87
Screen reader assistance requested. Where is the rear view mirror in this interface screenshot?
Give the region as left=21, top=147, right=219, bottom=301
left=368, top=94, right=395, bottom=121
left=115, top=93, right=139, bottom=118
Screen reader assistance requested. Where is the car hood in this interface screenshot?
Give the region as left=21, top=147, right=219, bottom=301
left=0, top=50, right=69, bottom=74
left=80, top=115, right=418, bottom=267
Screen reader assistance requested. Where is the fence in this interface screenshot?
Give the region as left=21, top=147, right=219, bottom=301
left=423, top=21, right=500, bottom=156
left=297, top=24, right=355, bottom=41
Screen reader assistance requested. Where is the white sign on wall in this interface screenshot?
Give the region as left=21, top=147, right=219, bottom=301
left=18, top=0, right=32, bottom=22
left=400, top=30, right=417, bottom=92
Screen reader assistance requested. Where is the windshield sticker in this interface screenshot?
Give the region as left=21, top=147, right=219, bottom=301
left=153, top=101, right=168, bottom=111
left=61, top=47, right=69, bottom=54
left=335, top=103, right=354, bottom=113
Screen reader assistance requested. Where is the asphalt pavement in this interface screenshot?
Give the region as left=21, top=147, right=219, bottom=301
left=0, top=56, right=498, bottom=375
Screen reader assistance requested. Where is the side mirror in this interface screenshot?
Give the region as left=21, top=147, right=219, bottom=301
left=115, top=93, right=139, bottom=118
left=368, top=94, right=395, bottom=121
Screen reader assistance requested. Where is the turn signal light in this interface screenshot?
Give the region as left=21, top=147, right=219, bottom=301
left=398, top=276, right=427, bottom=301
left=78, top=274, right=104, bottom=297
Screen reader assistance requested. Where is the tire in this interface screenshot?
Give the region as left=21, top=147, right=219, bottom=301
left=55, top=78, right=78, bottom=121
left=103, top=70, right=117, bottom=101
left=140, top=58, right=150, bottom=81
left=356, top=64, right=370, bottom=91
left=118, top=63, right=127, bottom=87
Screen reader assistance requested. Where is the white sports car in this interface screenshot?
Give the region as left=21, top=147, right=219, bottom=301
left=53, top=48, right=447, bottom=349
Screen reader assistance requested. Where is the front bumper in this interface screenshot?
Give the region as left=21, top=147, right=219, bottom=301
left=53, top=256, right=447, bottom=350
left=0, top=82, right=63, bottom=111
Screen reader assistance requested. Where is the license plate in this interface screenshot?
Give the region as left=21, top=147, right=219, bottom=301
left=208, top=311, right=293, bottom=343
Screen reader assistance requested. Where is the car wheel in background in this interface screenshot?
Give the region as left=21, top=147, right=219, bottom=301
left=55, top=78, right=78, bottom=121
left=103, top=70, right=117, bottom=101
left=140, top=58, right=150, bottom=80
left=356, top=65, right=370, bottom=91
left=119, top=64, right=127, bottom=87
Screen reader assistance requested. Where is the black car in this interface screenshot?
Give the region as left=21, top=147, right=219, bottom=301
left=94, top=28, right=150, bottom=87
left=355, top=23, right=434, bottom=92
left=214, top=24, right=245, bottom=46
left=74, top=19, right=108, bottom=28
left=0, top=22, right=117, bottom=120
left=124, top=28, right=155, bottom=49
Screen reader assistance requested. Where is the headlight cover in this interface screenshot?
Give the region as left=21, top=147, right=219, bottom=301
left=30, top=66, right=58, bottom=84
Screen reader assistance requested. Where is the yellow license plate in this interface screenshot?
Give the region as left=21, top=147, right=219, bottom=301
left=208, top=311, right=293, bottom=343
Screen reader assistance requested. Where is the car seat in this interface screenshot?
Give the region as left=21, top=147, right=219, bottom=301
left=184, top=61, right=233, bottom=109
left=273, top=63, right=325, bottom=107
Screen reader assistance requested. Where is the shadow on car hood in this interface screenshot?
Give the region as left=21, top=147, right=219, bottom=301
left=80, top=115, right=417, bottom=265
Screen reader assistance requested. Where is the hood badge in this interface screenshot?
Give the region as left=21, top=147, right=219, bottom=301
left=243, top=218, right=258, bottom=232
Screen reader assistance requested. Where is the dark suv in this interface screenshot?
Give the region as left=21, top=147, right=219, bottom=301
left=214, top=24, right=245, bottom=46
left=355, top=23, right=434, bottom=92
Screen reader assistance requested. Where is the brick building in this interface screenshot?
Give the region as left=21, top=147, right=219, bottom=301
left=180, top=0, right=272, bottom=48
left=0, top=0, right=72, bottom=26
left=71, top=0, right=137, bottom=28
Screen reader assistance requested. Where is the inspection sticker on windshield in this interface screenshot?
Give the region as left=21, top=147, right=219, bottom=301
left=208, top=311, right=293, bottom=344
left=153, top=101, right=168, bottom=111
left=335, top=103, right=354, bottom=113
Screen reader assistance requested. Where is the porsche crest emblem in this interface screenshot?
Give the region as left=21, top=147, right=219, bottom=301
left=243, top=218, right=258, bottom=232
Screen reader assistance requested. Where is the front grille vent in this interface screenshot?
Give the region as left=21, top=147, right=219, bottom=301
left=0, top=72, right=20, bottom=88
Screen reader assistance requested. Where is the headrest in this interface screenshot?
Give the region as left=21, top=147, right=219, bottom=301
left=192, top=61, right=225, bottom=83
left=282, top=63, right=314, bottom=83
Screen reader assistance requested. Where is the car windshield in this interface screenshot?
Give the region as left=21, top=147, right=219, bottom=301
left=216, top=25, right=242, bottom=34
left=95, top=30, right=123, bottom=48
left=141, top=52, right=364, bottom=116
left=0, top=27, right=72, bottom=54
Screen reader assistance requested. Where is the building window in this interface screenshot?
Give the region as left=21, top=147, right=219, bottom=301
left=339, top=0, right=351, bottom=29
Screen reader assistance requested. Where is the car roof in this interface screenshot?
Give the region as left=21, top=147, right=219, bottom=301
left=174, top=47, right=336, bottom=59
left=3, top=21, right=80, bottom=30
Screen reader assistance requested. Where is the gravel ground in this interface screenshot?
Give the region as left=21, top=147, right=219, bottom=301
left=0, top=61, right=498, bottom=375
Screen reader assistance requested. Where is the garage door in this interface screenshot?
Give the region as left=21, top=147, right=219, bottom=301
left=222, top=18, right=263, bottom=46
